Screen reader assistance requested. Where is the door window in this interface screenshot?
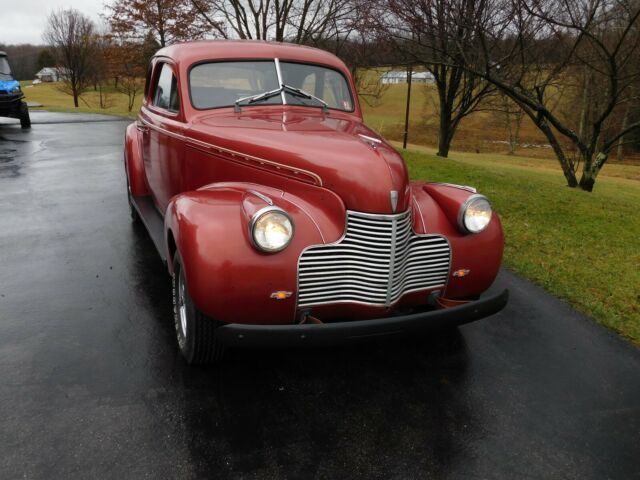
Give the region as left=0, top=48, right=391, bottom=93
left=153, top=63, right=180, bottom=113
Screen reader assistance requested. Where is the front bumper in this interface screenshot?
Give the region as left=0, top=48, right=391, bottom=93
left=216, top=289, right=509, bottom=348
left=0, top=93, right=23, bottom=115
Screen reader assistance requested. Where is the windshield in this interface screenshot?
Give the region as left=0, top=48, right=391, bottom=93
left=189, top=60, right=354, bottom=112
left=0, top=57, right=12, bottom=79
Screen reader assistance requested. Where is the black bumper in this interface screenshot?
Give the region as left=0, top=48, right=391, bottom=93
left=0, top=94, right=23, bottom=115
left=216, top=289, right=509, bottom=348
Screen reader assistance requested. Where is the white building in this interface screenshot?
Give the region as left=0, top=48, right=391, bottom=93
left=34, top=67, right=69, bottom=82
left=380, top=70, right=434, bottom=85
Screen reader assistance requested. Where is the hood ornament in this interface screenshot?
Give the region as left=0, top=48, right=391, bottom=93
left=390, top=191, right=398, bottom=212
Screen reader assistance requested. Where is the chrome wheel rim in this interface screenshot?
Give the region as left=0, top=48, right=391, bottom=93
left=177, top=271, right=187, bottom=338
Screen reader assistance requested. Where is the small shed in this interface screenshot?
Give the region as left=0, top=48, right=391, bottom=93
left=34, top=67, right=68, bottom=82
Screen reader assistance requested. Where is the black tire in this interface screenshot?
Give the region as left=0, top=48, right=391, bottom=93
left=172, top=253, right=225, bottom=364
left=19, top=102, right=31, bottom=129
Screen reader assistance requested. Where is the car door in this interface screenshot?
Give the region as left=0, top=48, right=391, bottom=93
left=140, top=61, right=185, bottom=213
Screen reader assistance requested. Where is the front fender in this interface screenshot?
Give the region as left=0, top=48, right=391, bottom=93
left=165, top=182, right=345, bottom=325
left=411, top=182, right=504, bottom=299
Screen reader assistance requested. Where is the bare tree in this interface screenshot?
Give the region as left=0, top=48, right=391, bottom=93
left=191, top=0, right=356, bottom=44
left=107, top=37, right=148, bottom=112
left=488, top=92, right=524, bottom=154
left=379, top=0, right=495, bottom=157
left=105, top=0, right=211, bottom=47
left=453, top=0, right=640, bottom=191
left=44, top=9, right=98, bottom=108
left=85, top=32, right=116, bottom=110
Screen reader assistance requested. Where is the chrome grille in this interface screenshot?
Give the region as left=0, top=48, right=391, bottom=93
left=297, top=210, right=451, bottom=307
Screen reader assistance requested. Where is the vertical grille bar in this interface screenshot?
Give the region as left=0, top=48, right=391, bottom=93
left=385, top=214, right=397, bottom=307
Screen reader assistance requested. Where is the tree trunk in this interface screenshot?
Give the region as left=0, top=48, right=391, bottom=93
left=437, top=110, right=452, bottom=157
left=437, top=129, right=452, bottom=157
left=536, top=119, right=578, bottom=187
left=617, top=104, right=630, bottom=162
left=513, top=111, right=523, bottom=154
left=506, top=109, right=515, bottom=154
left=578, top=68, right=590, bottom=141
left=578, top=151, right=608, bottom=192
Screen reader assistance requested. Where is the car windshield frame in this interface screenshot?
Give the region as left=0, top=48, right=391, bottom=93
left=188, top=58, right=355, bottom=113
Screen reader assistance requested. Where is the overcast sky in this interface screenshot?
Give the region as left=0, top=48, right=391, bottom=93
left=0, top=0, right=106, bottom=45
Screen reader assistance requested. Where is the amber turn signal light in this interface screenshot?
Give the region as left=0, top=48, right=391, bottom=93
left=271, top=291, right=293, bottom=300
left=452, top=269, right=470, bottom=278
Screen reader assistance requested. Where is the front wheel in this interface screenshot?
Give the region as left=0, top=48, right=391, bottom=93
left=172, top=253, right=225, bottom=364
left=19, top=102, right=31, bottom=129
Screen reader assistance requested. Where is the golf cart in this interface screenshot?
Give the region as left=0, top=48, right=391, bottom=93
left=0, top=51, right=30, bottom=128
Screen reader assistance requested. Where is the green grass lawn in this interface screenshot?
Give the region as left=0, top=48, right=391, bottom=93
left=21, top=81, right=141, bottom=118
left=404, top=147, right=640, bottom=344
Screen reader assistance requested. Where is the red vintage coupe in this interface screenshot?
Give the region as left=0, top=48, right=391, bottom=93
left=124, top=40, right=508, bottom=363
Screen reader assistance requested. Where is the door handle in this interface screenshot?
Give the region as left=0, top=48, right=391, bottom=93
left=136, top=123, right=149, bottom=133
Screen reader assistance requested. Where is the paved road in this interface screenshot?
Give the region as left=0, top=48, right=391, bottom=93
left=1, top=112, right=639, bottom=479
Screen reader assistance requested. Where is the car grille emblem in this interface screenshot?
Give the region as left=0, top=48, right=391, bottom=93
left=390, top=191, right=398, bottom=212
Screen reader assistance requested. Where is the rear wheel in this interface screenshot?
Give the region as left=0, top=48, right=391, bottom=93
left=19, top=102, right=30, bottom=129
left=172, top=253, right=225, bottom=364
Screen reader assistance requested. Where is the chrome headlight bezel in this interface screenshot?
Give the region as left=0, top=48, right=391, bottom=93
left=457, top=194, right=493, bottom=234
left=249, top=206, right=295, bottom=253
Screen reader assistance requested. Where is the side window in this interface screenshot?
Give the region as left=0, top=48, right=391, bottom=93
left=153, top=63, right=180, bottom=113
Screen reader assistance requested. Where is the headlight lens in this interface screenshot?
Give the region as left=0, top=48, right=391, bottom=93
left=459, top=195, right=492, bottom=233
left=11, top=86, right=20, bottom=93
left=251, top=208, right=294, bottom=252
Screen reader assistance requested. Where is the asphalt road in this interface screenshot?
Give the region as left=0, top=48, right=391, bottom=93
left=1, top=112, right=639, bottom=479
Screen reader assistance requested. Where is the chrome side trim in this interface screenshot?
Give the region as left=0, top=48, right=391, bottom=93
left=430, top=182, right=477, bottom=193
left=140, top=118, right=323, bottom=186
left=247, top=189, right=273, bottom=205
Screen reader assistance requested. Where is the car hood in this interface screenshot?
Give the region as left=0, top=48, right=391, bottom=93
left=188, top=109, right=410, bottom=214
left=0, top=79, right=19, bottom=92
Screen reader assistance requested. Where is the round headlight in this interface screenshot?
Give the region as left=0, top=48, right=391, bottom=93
left=458, top=195, right=492, bottom=233
left=250, top=207, right=294, bottom=252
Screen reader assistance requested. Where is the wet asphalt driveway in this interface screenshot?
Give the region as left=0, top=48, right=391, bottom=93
left=1, top=112, right=639, bottom=479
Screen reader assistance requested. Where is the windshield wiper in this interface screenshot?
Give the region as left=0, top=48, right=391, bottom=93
left=234, top=87, right=283, bottom=112
left=281, top=84, right=329, bottom=112
left=234, top=84, right=329, bottom=113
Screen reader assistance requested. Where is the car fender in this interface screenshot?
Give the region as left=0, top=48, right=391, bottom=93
left=124, top=122, right=149, bottom=196
left=164, top=182, right=346, bottom=325
left=411, top=182, right=504, bottom=299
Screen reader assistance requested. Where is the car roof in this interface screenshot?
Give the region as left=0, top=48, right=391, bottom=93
left=155, top=40, right=349, bottom=73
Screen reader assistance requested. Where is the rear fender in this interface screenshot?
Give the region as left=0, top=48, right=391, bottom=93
left=165, top=182, right=345, bottom=325
left=412, top=182, right=504, bottom=299
left=124, top=122, right=149, bottom=196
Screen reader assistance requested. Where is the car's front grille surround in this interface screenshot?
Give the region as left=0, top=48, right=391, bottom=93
left=297, top=210, right=451, bottom=307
